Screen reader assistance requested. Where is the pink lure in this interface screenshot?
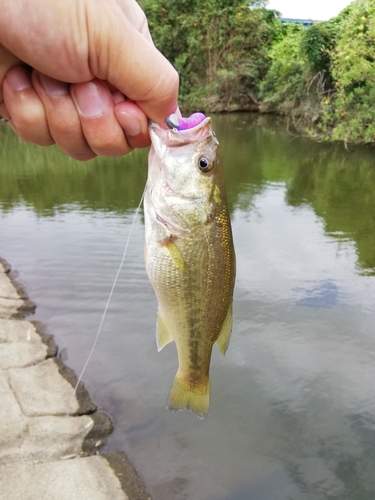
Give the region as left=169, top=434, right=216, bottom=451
left=177, top=112, right=206, bottom=130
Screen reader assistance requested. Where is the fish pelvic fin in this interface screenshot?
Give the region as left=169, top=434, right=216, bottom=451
left=167, top=375, right=211, bottom=420
left=215, top=304, right=233, bottom=356
left=156, top=312, right=173, bottom=352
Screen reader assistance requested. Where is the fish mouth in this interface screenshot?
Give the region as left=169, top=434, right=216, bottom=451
left=149, top=116, right=212, bottom=140
left=149, top=115, right=214, bottom=149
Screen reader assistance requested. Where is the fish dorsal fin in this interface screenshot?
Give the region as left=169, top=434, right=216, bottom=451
left=156, top=311, right=173, bottom=352
left=215, top=305, right=233, bottom=356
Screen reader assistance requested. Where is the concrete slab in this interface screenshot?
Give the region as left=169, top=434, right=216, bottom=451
left=0, top=456, right=128, bottom=500
left=0, top=319, right=48, bottom=369
left=0, top=259, right=35, bottom=319
left=0, top=318, right=39, bottom=342
left=0, top=264, right=20, bottom=300
left=0, top=296, right=25, bottom=320
left=0, top=415, right=93, bottom=463
left=8, top=358, right=80, bottom=416
left=0, top=323, right=6, bottom=342
left=0, top=371, right=26, bottom=450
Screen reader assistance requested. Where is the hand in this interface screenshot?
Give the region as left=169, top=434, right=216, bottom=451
left=0, top=0, right=178, bottom=160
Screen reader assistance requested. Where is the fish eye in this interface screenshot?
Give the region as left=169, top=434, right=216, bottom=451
left=198, top=156, right=213, bottom=172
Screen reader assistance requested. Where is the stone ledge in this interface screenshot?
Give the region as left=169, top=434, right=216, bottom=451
left=0, top=319, right=51, bottom=369
left=0, top=258, right=36, bottom=320
left=0, top=262, right=111, bottom=453
left=105, top=452, right=152, bottom=500
left=82, top=412, right=114, bottom=454
left=0, top=456, right=129, bottom=500
left=0, top=414, right=92, bottom=463
left=54, top=357, right=97, bottom=415
left=7, top=358, right=95, bottom=417
left=0, top=371, right=25, bottom=450
left=32, top=321, right=58, bottom=358
left=0, top=257, right=151, bottom=499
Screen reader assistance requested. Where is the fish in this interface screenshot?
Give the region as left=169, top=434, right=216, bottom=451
left=144, top=113, right=236, bottom=419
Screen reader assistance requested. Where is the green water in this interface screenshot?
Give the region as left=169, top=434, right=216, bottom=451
left=1, top=114, right=375, bottom=500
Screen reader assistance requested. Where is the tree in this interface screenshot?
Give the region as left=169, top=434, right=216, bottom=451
left=320, top=0, right=375, bottom=143
left=142, top=0, right=276, bottom=111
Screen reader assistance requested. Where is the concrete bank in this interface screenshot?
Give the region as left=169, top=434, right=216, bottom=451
left=0, top=258, right=151, bottom=500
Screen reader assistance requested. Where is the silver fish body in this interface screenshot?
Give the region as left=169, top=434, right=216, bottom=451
left=144, top=117, right=235, bottom=418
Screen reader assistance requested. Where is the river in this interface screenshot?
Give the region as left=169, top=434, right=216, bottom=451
left=1, top=114, right=375, bottom=500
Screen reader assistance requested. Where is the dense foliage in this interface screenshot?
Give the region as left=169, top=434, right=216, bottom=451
left=142, top=0, right=277, bottom=111
left=319, top=0, right=375, bottom=143
left=142, top=0, right=375, bottom=144
left=258, top=24, right=306, bottom=113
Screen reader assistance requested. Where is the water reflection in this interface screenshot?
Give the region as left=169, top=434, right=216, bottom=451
left=2, top=115, right=375, bottom=275
left=1, top=115, right=375, bottom=499
left=0, top=125, right=147, bottom=215
left=295, top=279, right=339, bottom=308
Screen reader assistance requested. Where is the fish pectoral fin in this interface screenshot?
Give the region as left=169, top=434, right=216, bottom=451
left=156, top=312, right=173, bottom=352
left=159, top=237, right=185, bottom=273
left=215, top=304, right=233, bottom=356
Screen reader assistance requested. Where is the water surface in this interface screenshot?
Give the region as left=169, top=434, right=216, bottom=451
left=1, top=114, right=375, bottom=500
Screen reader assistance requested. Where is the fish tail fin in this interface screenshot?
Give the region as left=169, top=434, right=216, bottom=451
left=167, top=374, right=211, bottom=420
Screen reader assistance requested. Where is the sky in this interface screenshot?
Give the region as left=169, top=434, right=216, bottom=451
left=266, top=0, right=353, bottom=21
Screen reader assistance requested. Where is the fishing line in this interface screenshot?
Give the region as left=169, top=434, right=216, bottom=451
left=66, top=186, right=146, bottom=416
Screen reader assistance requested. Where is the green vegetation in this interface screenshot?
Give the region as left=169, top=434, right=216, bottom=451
left=142, top=0, right=277, bottom=111
left=319, top=1, right=375, bottom=143
left=142, top=0, right=375, bottom=144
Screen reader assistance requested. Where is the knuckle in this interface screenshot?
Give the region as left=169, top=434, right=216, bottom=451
left=18, top=129, right=54, bottom=147
left=89, top=131, right=129, bottom=157
left=51, top=118, right=81, bottom=137
left=12, top=114, right=53, bottom=146
left=69, top=150, right=97, bottom=162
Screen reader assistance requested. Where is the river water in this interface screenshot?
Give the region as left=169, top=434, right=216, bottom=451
left=1, top=114, right=375, bottom=500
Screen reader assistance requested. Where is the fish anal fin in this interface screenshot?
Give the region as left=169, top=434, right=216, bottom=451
left=159, top=237, right=185, bottom=273
left=167, top=374, right=211, bottom=420
left=215, top=304, right=233, bottom=356
left=156, top=312, right=173, bottom=352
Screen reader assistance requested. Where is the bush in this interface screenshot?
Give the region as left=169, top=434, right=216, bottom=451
left=299, top=21, right=338, bottom=79
left=259, top=25, right=306, bottom=112
left=141, top=0, right=375, bottom=144
left=319, top=0, right=375, bottom=143
left=142, top=0, right=276, bottom=112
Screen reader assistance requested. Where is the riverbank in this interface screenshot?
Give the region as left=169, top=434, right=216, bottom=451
left=0, top=257, right=151, bottom=500
left=144, top=0, right=375, bottom=146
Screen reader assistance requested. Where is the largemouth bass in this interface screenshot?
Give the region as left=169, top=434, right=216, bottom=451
left=144, top=113, right=236, bottom=419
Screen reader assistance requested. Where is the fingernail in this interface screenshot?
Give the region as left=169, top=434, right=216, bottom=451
left=73, top=82, right=105, bottom=117
left=6, top=67, right=31, bottom=92
left=38, top=73, right=69, bottom=96
left=112, top=90, right=125, bottom=104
